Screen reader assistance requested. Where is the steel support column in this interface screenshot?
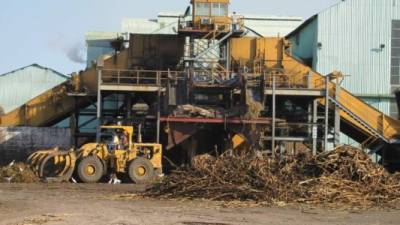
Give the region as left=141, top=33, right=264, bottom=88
left=324, top=75, right=329, bottom=152
left=226, top=40, right=230, bottom=78
left=312, top=99, right=318, bottom=155
left=334, top=78, right=341, bottom=147
left=156, top=72, right=161, bottom=143
left=96, top=68, right=102, bottom=142
left=272, top=75, right=276, bottom=156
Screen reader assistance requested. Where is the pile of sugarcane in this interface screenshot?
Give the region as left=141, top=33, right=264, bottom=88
left=147, top=146, right=400, bottom=208
left=0, top=161, right=38, bottom=183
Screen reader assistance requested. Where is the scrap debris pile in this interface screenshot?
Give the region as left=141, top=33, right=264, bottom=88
left=0, top=161, right=38, bottom=183
left=148, top=146, right=400, bottom=208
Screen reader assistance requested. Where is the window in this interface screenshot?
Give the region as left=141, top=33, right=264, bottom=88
left=195, top=3, right=210, bottom=17
left=220, top=3, right=228, bottom=16
left=211, top=3, right=220, bottom=16
left=211, top=3, right=228, bottom=16
left=390, top=98, right=399, bottom=119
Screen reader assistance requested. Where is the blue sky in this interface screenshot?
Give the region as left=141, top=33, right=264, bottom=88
left=0, top=0, right=338, bottom=75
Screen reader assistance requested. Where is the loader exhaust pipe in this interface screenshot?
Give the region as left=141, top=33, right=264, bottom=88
left=138, top=124, right=143, bottom=143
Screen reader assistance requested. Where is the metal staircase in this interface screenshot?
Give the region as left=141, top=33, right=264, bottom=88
left=328, top=96, right=388, bottom=143
left=193, top=30, right=233, bottom=61
left=183, top=30, right=234, bottom=83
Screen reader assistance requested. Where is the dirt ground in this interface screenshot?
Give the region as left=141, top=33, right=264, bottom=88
left=0, top=183, right=399, bottom=225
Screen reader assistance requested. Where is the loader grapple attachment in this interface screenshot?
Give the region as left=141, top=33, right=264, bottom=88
left=27, top=149, right=77, bottom=182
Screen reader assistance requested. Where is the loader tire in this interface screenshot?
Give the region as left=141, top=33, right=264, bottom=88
left=128, top=158, right=155, bottom=184
left=77, top=156, right=103, bottom=183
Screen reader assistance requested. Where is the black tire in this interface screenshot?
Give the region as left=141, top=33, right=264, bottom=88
left=77, top=156, right=104, bottom=183
left=128, top=158, right=155, bottom=184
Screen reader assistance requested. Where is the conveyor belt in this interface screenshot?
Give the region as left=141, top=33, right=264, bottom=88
left=0, top=50, right=130, bottom=127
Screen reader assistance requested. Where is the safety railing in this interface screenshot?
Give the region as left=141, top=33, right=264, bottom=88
left=262, top=121, right=322, bottom=141
left=177, top=15, right=245, bottom=33
left=265, top=74, right=308, bottom=89
left=246, top=73, right=313, bottom=90
left=100, top=69, right=186, bottom=87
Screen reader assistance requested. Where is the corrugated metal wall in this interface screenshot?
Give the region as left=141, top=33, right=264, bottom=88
left=290, top=0, right=400, bottom=115
left=288, top=18, right=318, bottom=67
left=0, top=65, right=68, bottom=113
left=288, top=0, right=400, bottom=145
left=316, top=0, right=400, bottom=108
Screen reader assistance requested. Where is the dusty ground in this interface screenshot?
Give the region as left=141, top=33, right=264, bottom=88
left=0, top=183, right=399, bottom=225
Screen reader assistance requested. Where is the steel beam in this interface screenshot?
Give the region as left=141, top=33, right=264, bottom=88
left=263, top=137, right=310, bottom=142
left=160, top=117, right=272, bottom=124
left=99, top=85, right=165, bottom=92
left=157, top=77, right=161, bottom=143
left=324, top=75, right=329, bottom=152
left=272, top=75, right=276, bottom=156
left=312, top=99, right=318, bottom=155
left=334, top=78, right=341, bottom=147
left=234, top=89, right=325, bottom=96
left=96, top=69, right=102, bottom=142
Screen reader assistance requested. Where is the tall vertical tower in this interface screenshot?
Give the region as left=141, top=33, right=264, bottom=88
left=178, top=0, right=244, bottom=88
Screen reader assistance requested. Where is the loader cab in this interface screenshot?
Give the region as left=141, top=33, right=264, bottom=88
left=100, top=125, right=133, bottom=151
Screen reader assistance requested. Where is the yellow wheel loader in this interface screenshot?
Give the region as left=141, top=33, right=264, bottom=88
left=27, top=125, right=162, bottom=183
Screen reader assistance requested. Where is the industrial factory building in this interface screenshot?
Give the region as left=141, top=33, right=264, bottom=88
left=287, top=0, right=400, bottom=119
left=3, top=1, right=400, bottom=223
left=2, top=0, right=400, bottom=181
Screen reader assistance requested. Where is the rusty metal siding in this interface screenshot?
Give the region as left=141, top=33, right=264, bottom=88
left=129, top=34, right=185, bottom=70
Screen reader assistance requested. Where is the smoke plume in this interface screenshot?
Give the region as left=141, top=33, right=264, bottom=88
left=48, top=37, right=86, bottom=64
left=64, top=43, right=86, bottom=64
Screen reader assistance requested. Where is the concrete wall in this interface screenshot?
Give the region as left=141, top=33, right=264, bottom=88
left=0, top=127, right=71, bottom=165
